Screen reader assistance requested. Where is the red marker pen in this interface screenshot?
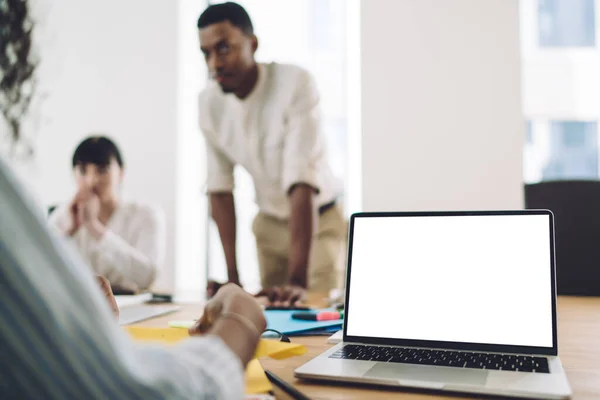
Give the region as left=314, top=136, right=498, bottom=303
left=292, top=310, right=344, bottom=321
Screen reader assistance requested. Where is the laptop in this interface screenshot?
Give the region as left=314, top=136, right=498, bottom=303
left=295, top=211, right=572, bottom=399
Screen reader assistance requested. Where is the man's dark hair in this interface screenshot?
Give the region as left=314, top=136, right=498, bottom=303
left=197, top=2, right=254, bottom=36
left=72, top=136, right=124, bottom=168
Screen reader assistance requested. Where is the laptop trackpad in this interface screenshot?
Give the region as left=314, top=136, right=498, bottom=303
left=365, top=363, right=488, bottom=386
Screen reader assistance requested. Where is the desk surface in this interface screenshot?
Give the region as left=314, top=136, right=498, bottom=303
left=137, top=296, right=600, bottom=400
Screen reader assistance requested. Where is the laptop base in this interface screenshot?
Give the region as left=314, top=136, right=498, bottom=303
left=295, top=343, right=571, bottom=400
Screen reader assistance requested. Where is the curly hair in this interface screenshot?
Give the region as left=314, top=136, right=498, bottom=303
left=0, top=0, right=38, bottom=156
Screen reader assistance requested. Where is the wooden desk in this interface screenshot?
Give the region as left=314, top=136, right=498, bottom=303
left=137, top=296, right=600, bottom=399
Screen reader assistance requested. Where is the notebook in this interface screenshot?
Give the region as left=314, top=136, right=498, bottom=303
left=264, top=309, right=343, bottom=336
left=114, top=293, right=153, bottom=308
left=118, top=304, right=180, bottom=326
left=169, top=309, right=344, bottom=336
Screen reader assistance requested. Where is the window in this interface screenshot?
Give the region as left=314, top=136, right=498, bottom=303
left=538, top=0, right=596, bottom=47
left=522, top=1, right=600, bottom=185
left=524, top=121, right=598, bottom=183
left=308, top=0, right=335, bottom=51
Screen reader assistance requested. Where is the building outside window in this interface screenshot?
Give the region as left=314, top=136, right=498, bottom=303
left=522, top=0, right=600, bottom=184
left=525, top=121, right=598, bottom=182
left=538, top=0, right=596, bottom=47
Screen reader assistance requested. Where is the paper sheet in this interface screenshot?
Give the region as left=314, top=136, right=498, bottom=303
left=168, top=320, right=195, bottom=329
left=126, top=327, right=306, bottom=394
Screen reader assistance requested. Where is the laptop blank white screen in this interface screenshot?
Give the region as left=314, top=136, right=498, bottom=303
left=346, top=214, right=554, bottom=348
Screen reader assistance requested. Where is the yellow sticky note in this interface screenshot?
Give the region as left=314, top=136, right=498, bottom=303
left=126, top=327, right=190, bottom=343
left=254, top=339, right=307, bottom=360
left=126, top=328, right=304, bottom=395
left=245, top=359, right=272, bottom=394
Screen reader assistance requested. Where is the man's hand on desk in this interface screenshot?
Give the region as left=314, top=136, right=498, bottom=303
left=256, top=284, right=307, bottom=308
left=206, top=280, right=307, bottom=308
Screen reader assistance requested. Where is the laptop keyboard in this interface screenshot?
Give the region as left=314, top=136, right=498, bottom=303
left=329, top=344, right=550, bottom=373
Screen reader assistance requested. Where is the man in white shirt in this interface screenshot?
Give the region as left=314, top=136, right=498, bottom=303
left=197, top=2, right=346, bottom=303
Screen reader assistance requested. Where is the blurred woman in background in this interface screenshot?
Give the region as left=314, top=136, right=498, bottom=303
left=50, top=135, right=165, bottom=291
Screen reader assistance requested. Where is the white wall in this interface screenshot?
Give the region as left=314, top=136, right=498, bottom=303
left=175, top=0, right=209, bottom=300
left=17, top=0, right=184, bottom=292
left=361, top=0, right=524, bottom=211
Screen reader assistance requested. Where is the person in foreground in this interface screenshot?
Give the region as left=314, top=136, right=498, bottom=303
left=1, top=156, right=266, bottom=399
left=198, top=2, right=346, bottom=304
left=50, top=136, right=165, bottom=291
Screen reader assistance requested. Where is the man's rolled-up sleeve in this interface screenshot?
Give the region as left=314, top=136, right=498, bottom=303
left=204, top=135, right=235, bottom=193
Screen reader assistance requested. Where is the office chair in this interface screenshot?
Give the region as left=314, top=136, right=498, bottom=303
left=524, top=180, right=600, bottom=296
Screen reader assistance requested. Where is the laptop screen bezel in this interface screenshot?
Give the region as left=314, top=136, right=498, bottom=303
left=342, top=210, right=558, bottom=356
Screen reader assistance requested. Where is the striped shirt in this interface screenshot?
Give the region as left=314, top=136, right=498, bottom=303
left=0, top=158, right=244, bottom=399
